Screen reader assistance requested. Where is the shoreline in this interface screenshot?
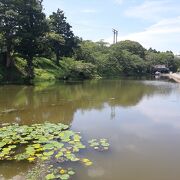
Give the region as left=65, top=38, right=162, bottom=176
left=164, top=73, right=180, bottom=83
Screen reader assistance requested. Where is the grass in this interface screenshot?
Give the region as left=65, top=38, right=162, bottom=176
left=0, top=56, right=98, bottom=83
left=0, top=56, right=26, bottom=83
left=33, top=57, right=64, bottom=82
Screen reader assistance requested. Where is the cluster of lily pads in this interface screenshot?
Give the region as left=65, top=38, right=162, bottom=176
left=26, top=160, right=76, bottom=180
left=88, top=139, right=110, bottom=151
left=0, top=122, right=109, bottom=179
left=45, top=166, right=76, bottom=180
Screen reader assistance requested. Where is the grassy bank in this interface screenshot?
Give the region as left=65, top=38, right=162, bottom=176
left=0, top=56, right=98, bottom=84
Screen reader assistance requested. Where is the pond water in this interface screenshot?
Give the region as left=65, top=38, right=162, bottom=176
left=0, top=78, right=180, bottom=180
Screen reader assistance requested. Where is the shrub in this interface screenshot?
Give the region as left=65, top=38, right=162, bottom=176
left=60, top=57, right=97, bottom=79
left=34, top=69, right=56, bottom=81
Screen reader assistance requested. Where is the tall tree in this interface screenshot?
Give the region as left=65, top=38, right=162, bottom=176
left=0, top=0, right=19, bottom=67
left=0, top=33, right=5, bottom=52
left=45, top=32, right=65, bottom=65
left=16, top=0, right=48, bottom=79
left=112, top=40, right=146, bottom=59
left=49, top=9, right=76, bottom=65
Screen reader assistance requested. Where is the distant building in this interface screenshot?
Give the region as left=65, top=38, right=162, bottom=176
left=152, top=65, right=169, bottom=74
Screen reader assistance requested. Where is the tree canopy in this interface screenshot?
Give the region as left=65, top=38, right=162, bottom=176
left=0, top=0, right=179, bottom=82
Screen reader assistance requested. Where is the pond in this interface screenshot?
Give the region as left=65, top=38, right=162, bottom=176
left=0, top=78, right=180, bottom=180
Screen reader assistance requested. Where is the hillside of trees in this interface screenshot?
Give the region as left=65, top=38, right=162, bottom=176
left=0, top=0, right=180, bottom=83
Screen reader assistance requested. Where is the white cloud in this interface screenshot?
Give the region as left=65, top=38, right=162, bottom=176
left=114, top=0, right=124, bottom=5
left=136, top=93, right=180, bottom=129
left=71, top=20, right=99, bottom=39
left=81, top=9, right=97, bottom=13
left=124, top=0, right=178, bottom=21
left=104, top=17, right=180, bottom=53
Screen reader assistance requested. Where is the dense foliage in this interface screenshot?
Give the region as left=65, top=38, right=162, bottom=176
left=0, top=0, right=180, bottom=83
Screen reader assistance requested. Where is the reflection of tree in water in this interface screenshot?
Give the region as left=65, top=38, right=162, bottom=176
left=0, top=79, right=173, bottom=124
left=0, top=79, right=176, bottom=179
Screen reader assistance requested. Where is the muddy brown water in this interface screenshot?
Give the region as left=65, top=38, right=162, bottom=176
left=0, top=79, right=180, bottom=180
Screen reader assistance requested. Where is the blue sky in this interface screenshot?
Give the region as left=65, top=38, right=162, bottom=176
left=43, top=0, right=180, bottom=54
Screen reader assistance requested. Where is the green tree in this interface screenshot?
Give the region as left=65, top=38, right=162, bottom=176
left=74, top=40, right=111, bottom=76
left=15, top=0, right=48, bottom=79
left=96, top=39, right=110, bottom=51
left=174, top=56, right=180, bottom=72
left=49, top=9, right=76, bottom=65
left=0, top=0, right=19, bottom=67
left=108, top=49, right=147, bottom=76
left=0, top=33, right=5, bottom=52
left=148, top=47, right=157, bottom=53
left=112, top=40, right=146, bottom=58
left=145, top=51, right=176, bottom=72
left=45, top=32, right=65, bottom=65
left=74, top=40, right=97, bottom=63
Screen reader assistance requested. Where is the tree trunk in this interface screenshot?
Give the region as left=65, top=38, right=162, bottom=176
left=6, top=49, right=13, bottom=68
left=56, top=51, right=60, bottom=66
left=26, top=57, right=34, bottom=80
left=0, top=52, right=6, bottom=66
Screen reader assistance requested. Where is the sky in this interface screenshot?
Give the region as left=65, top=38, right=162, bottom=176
left=43, top=0, right=180, bottom=54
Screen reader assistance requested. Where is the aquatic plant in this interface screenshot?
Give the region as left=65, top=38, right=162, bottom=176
left=88, top=139, right=110, bottom=151
left=0, top=122, right=110, bottom=179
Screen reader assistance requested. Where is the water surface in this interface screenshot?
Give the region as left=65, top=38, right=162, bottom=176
left=0, top=79, right=180, bottom=180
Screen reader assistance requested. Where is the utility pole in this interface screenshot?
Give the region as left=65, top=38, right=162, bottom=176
left=112, top=29, right=118, bottom=44
left=113, top=29, right=116, bottom=44
left=116, top=30, right=118, bottom=44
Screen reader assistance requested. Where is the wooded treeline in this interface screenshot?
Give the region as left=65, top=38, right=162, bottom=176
left=0, top=0, right=180, bottom=82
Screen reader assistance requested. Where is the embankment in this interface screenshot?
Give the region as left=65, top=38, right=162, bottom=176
left=168, top=73, right=180, bottom=83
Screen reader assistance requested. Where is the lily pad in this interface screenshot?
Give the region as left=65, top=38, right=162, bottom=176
left=88, top=138, right=110, bottom=151
left=59, top=174, right=70, bottom=180
left=81, top=158, right=93, bottom=166
left=45, top=173, right=56, bottom=180
left=0, top=122, right=110, bottom=180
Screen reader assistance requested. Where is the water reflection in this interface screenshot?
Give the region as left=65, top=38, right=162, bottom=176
left=0, top=79, right=173, bottom=125
left=0, top=161, right=31, bottom=180
left=0, top=79, right=180, bottom=180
